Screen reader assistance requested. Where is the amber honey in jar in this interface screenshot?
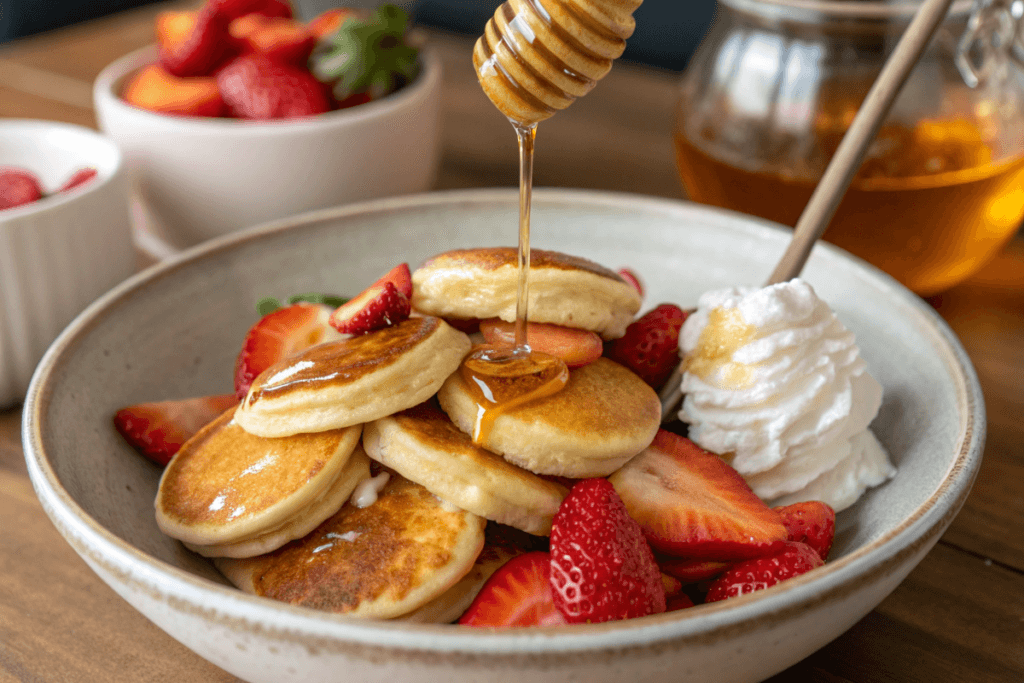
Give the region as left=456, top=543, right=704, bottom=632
left=675, top=0, right=1024, bottom=296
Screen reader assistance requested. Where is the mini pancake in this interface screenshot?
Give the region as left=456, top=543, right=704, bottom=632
left=411, top=248, right=641, bottom=339
left=438, top=357, right=661, bottom=477
left=215, top=476, right=486, bottom=619
left=156, top=409, right=361, bottom=555
left=234, top=317, right=471, bottom=438
left=186, top=447, right=371, bottom=558
left=395, top=523, right=534, bottom=623
left=363, top=402, right=569, bottom=535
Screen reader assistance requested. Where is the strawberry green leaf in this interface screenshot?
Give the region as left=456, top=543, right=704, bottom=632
left=256, top=297, right=282, bottom=316
left=287, top=293, right=350, bottom=307
left=310, top=4, right=419, bottom=101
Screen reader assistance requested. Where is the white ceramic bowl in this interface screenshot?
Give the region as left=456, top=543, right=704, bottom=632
left=93, top=44, right=442, bottom=252
left=0, top=119, right=134, bottom=408
left=23, top=190, right=984, bottom=683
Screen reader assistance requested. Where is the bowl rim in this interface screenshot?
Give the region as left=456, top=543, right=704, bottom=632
left=0, top=119, right=124, bottom=222
left=92, top=42, right=442, bottom=133
left=22, top=188, right=986, bottom=658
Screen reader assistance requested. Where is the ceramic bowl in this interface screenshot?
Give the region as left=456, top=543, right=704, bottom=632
left=0, top=119, right=134, bottom=408
left=93, top=44, right=442, bottom=252
left=23, top=189, right=984, bottom=683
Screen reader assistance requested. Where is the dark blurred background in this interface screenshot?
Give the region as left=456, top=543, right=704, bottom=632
left=0, top=0, right=716, bottom=71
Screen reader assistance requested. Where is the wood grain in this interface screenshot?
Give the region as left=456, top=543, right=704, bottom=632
left=0, top=5, right=1021, bottom=683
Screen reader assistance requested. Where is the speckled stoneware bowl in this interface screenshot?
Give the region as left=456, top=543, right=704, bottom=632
left=23, top=189, right=984, bottom=683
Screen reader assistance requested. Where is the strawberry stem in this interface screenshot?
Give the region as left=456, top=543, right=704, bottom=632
left=309, top=4, right=419, bottom=101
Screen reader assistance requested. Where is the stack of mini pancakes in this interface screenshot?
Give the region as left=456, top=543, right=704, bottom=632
left=155, top=247, right=662, bottom=622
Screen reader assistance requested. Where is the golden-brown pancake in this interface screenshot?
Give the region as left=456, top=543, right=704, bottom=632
left=155, top=408, right=361, bottom=554
left=234, top=317, right=471, bottom=438
left=438, top=357, right=661, bottom=477
left=186, top=447, right=371, bottom=558
left=363, top=403, right=568, bottom=535
left=215, top=476, right=486, bottom=619
left=395, top=523, right=533, bottom=623
left=411, top=248, right=641, bottom=339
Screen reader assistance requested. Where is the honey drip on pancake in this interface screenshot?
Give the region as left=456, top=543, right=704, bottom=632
left=460, top=346, right=568, bottom=444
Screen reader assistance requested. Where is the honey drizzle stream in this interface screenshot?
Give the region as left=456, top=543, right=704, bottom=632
left=513, top=121, right=537, bottom=353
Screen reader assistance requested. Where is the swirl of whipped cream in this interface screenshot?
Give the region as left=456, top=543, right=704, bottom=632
left=677, top=280, right=894, bottom=511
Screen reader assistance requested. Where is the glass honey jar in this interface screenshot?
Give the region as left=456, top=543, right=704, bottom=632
left=675, top=0, right=1024, bottom=295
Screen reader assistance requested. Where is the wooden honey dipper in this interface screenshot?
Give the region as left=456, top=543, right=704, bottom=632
left=473, top=0, right=644, bottom=125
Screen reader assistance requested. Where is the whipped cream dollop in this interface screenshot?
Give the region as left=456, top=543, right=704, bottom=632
left=677, top=280, right=895, bottom=512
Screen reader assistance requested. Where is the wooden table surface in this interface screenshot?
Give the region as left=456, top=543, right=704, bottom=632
left=1, top=5, right=1022, bottom=682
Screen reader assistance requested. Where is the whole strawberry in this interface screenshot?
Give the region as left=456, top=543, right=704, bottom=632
left=0, top=167, right=44, bottom=210
left=704, top=541, right=824, bottom=602
left=217, top=53, right=330, bottom=119
left=549, top=478, right=666, bottom=624
left=774, top=501, right=836, bottom=560
left=606, top=303, right=687, bottom=389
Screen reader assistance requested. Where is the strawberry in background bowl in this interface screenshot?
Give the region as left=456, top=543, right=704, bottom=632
left=93, top=1, right=441, bottom=254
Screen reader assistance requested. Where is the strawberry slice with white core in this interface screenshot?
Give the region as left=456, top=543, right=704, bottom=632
left=608, top=430, right=788, bottom=561
left=480, top=319, right=603, bottom=368
left=373, top=262, right=413, bottom=299
left=114, top=394, right=238, bottom=466
left=458, top=552, right=567, bottom=627
left=328, top=280, right=410, bottom=335
left=234, top=302, right=343, bottom=399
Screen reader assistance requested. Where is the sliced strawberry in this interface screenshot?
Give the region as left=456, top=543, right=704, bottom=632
left=666, top=593, right=695, bottom=612
left=373, top=262, right=413, bottom=299
left=155, top=10, right=196, bottom=50
left=228, top=14, right=315, bottom=65
left=0, top=167, right=44, bottom=210
left=657, top=557, right=731, bottom=583
left=459, top=552, right=567, bottom=627
left=217, top=53, right=330, bottom=119
left=480, top=319, right=603, bottom=368
left=114, top=394, right=238, bottom=466
left=775, top=501, right=836, bottom=561
left=606, top=303, right=686, bottom=389
left=617, top=267, right=644, bottom=299
left=661, top=573, right=683, bottom=599
left=234, top=302, right=343, bottom=399
left=328, top=281, right=410, bottom=335
left=122, top=64, right=226, bottom=117
left=308, top=7, right=354, bottom=39
left=609, top=430, right=788, bottom=561
left=210, top=0, right=292, bottom=21
left=58, top=167, right=98, bottom=193
left=549, top=479, right=665, bottom=624
left=158, top=6, right=233, bottom=78
left=704, top=541, right=824, bottom=602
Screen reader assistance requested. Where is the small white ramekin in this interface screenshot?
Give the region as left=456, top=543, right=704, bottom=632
left=0, top=119, right=134, bottom=407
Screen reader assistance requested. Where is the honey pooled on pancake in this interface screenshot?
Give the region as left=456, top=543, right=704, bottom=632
left=234, top=316, right=471, bottom=438
left=439, top=357, right=661, bottom=478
